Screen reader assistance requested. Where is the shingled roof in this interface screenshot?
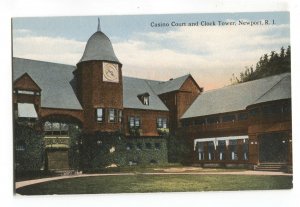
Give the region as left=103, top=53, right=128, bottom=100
left=13, top=58, right=168, bottom=111
left=146, top=74, right=190, bottom=95
left=123, top=77, right=169, bottom=111
left=13, top=58, right=83, bottom=110
left=181, top=73, right=291, bottom=119
left=78, top=31, right=121, bottom=64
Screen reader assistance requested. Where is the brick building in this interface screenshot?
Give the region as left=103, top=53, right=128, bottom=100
left=13, top=25, right=292, bottom=172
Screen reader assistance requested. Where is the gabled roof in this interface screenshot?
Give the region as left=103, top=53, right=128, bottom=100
left=13, top=72, right=41, bottom=91
left=146, top=74, right=190, bottom=95
left=13, top=58, right=168, bottom=112
left=123, top=77, right=169, bottom=111
left=181, top=73, right=291, bottom=119
left=253, top=74, right=291, bottom=105
left=13, top=58, right=83, bottom=110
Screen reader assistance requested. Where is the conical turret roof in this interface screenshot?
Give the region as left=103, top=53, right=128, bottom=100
left=78, top=31, right=121, bottom=64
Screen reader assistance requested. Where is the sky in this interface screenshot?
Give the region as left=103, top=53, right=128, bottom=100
left=12, top=12, right=290, bottom=90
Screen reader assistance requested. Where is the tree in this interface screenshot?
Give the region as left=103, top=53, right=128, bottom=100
left=233, top=46, right=291, bottom=83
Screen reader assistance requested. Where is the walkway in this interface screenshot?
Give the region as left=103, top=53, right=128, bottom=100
left=15, top=170, right=292, bottom=189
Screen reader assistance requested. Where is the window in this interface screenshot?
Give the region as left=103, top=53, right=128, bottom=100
left=96, top=108, right=104, bottom=122
left=249, top=107, right=260, bottom=117
left=217, top=140, right=226, bottom=160
left=262, top=104, right=282, bottom=116
left=108, top=109, right=118, bottom=123
left=135, top=117, right=140, bottom=127
left=119, top=110, right=122, bottom=123
left=126, top=143, right=133, bottom=150
left=207, top=141, right=215, bottom=160
left=43, top=121, right=70, bottom=136
left=181, top=120, right=190, bottom=127
left=136, top=143, right=143, bottom=150
left=138, top=93, right=150, bottom=105
left=157, top=117, right=168, bottom=128
left=222, top=114, right=236, bottom=122
left=194, top=118, right=205, bottom=125
left=146, top=143, right=152, bottom=149
left=229, top=140, right=238, bottom=160
left=196, top=142, right=205, bottom=161
left=154, top=143, right=161, bottom=150
left=207, top=116, right=219, bottom=124
left=129, top=117, right=135, bottom=127
left=16, top=144, right=26, bottom=151
left=282, top=103, right=291, bottom=113
left=44, top=121, right=52, bottom=131
left=238, top=113, right=248, bottom=120
left=143, top=96, right=149, bottom=105
left=150, top=159, right=157, bottom=164
left=129, top=116, right=141, bottom=128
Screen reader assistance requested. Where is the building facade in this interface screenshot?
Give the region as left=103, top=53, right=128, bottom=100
left=13, top=25, right=292, bottom=172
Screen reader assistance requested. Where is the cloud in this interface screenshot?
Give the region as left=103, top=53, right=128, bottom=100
left=13, top=23, right=290, bottom=90
left=13, top=33, right=85, bottom=65
left=115, top=24, right=290, bottom=89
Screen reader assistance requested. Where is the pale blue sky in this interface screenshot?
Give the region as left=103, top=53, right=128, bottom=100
left=12, top=12, right=290, bottom=90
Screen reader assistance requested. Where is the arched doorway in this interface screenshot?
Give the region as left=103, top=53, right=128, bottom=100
left=41, top=115, right=82, bottom=171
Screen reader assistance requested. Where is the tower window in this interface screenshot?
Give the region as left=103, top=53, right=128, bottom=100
left=96, top=108, right=105, bottom=122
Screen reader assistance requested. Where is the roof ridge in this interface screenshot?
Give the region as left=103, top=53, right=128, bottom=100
left=13, top=57, right=76, bottom=68
left=203, top=72, right=290, bottom=94
left=123, top=73, right=190, bottom=83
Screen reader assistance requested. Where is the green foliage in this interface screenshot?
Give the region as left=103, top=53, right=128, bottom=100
left=167, top=134, right=191, bottom=163
left=125, top=137, right=168, bottom=166
left=14, top=123, right=44, bottom=171
left=232, top=46, right=291, bottom=83
left=157, top=128, right=170, bottom=136
left=80, top=132, right=168, bottom=170
left=68, top=124, right=81, bottom=169
left=80, top=132, right=128, bottom=170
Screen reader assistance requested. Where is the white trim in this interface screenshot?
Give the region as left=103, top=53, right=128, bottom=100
left=194, top=135, right=249, bottom=150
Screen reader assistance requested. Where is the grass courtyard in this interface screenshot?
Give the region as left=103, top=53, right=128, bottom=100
left=16, top=173, right=293, bottom=195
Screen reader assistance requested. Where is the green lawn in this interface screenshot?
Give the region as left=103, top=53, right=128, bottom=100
left=16, top=174, right=293, bottom=195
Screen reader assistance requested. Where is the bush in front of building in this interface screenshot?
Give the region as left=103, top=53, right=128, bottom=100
left=167, top=133, right=191, bottom=164
left=80, top=132, right=128, bottom=170
left=14, top=123, right=44, bottom=172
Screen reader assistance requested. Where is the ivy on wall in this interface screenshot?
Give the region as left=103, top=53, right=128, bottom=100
left=14, top=123, right=44, bottom=171
left=80, top=132, right=168, bottom=170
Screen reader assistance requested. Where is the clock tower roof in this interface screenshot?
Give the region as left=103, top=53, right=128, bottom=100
left=78, top=31, right=121, bottom=64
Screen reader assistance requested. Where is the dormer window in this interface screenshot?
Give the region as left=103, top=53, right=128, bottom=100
left=143, top=96, right=149, bottom=105
left=138, top=92, right=150, bottom=105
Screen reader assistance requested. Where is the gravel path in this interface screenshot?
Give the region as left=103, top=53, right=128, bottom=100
left=15, top=170, right=292, bottom=190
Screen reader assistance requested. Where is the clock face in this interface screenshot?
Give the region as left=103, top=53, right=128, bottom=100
left=103, top=62, right=119, bottom=83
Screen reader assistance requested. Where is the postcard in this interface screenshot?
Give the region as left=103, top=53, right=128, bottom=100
left=12, top=12, right=292, bottom=196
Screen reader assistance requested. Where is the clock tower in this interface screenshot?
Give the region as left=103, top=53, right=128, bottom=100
left=74, top=23, right=123, bottom=133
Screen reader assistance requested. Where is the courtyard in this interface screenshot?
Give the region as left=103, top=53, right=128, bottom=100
left=15, top=167, right=292, bottom=195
